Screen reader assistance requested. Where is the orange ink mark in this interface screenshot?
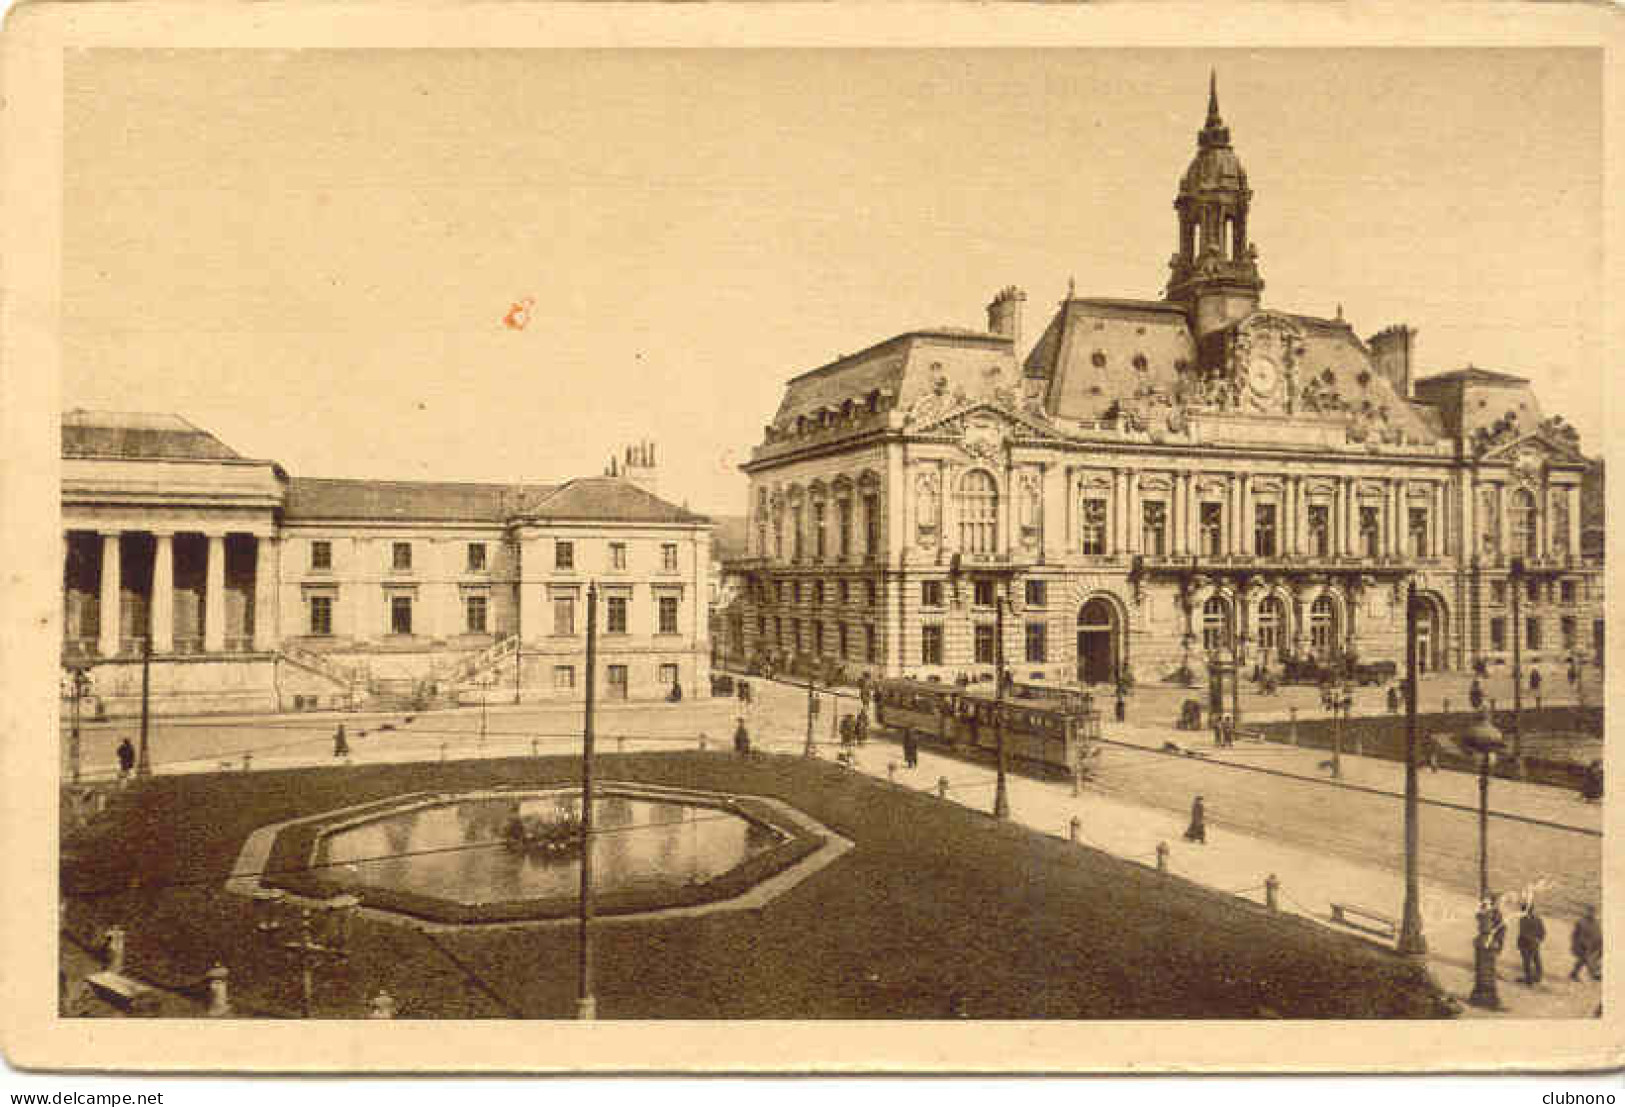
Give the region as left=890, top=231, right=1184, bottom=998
left=503, top=297, right=535, bottom=331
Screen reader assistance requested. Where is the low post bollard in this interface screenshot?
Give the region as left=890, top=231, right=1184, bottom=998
left=1443, top=698, right=1451, bottom=715
left=206, top=963, right=232, bottom=1017
left=887, top=762, right=897, bottom=785
left=104, top=925, right=126, bottom=974
left=698, top=733, right=708, bottom=752
left=1288, top=706, right=1298, bottom=747
left=242, top=753, right=252, bottom=772
left=1155, top=842, right=1169, bottom=873
left=1265, top=873, right=1280, bottom=912
left=1068, top=816, right=1081, bottom=844
left=439, top=743, right=448, bottom=763
left=531, top=739, right=539, bottom=757
left=369, top=991, right=397, bottom=1019
left=937, top=776, right=950, bottom=800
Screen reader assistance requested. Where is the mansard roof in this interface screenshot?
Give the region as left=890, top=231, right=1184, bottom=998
left=285, top=477, right=554, bottom=523
left=63, top=410, right=245, bottom=462
left=1415, top=366, right=1530, bottom=386
left=515, top=477, right=710, bottom=525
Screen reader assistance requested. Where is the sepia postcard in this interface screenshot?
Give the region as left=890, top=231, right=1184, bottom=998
left=2, top=0, right=1622, bottom=1075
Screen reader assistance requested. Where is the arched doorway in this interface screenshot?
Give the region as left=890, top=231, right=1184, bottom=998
left=1414, top=593, right=1449, bottom=673
left=1076, top=597, right=1120, bottom=685
left=1255, top=594, right=1287, bottom=665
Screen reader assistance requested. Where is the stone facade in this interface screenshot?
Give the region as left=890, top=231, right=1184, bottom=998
left=719, top=82, right=1605, bottom=692
left=61, top=414, right=711, bottom=715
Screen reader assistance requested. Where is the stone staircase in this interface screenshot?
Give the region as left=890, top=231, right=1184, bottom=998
left=440, top=634, right=519, bottom=696
left=279, top=643, right=370, bottom=707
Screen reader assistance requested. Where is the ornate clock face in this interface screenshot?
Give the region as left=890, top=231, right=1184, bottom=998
left=1248, top=353, right=1280, bottom=397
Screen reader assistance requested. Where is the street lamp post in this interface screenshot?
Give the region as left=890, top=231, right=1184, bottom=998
left=1231, top=632, right=1248, bottom=734
left=1509, top=557, right=1525, bottom=777
left=804, top=669, right=817, bottom=758
left=136, top=638, right=153, bottom=778
left=65, top=664, right=91, bottom=785
left=992, top=594, right=1010, bottom=820
left=1330, top=682, right=1352, bottom=781
left=1398, top=581, right=1427, bottom=955
left=577, top=581, right=599, bottom=1020
left=1462, top=707, right=1507, bottom=1009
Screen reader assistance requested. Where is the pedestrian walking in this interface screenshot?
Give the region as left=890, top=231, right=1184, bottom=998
left=1469, top=679, right=1485, bottom=712
left=332, top=724, right=350, bottom=759
left=668, top=680, right=683, bottom=703
left=902, top=727, right=919, bottom=769
left=116, top=737, right=135, bottom=780
left=1517, top=900, right=1547, bottom=985
left=732, top=718, right=751, bottom=757
left=1386, top=685, right=1400, bottom=714
left=1114, top=691, right=1126, bottom=723
left=1421, top=733, right=1440, bottom=772
left=1184, top=795, right=1207, bottom=844
left=1530, top=668, right=1543, bottom=697
left=1571, top=905, right=1603, bottom=982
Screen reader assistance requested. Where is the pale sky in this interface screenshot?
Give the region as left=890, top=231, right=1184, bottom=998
left=63, top=48, right=1603, bottom=514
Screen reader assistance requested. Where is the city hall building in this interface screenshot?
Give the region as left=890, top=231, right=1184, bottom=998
left=722, top=81, right=1604, bottom=688
left=61, top=418, right=712, bottom=716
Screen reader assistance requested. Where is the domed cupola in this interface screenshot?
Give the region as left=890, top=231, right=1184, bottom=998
left=1166, top=72, right=1264, bottom=339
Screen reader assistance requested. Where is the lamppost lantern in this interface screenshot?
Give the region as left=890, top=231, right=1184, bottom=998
left=1461, top=707, right=1507, bottom=1010
left=1461, top=712, right=1506, bottom=761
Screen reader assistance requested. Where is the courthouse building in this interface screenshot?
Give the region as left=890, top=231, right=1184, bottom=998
left=722, top=80, right=1604, bottom=687
left=61, top=417, right=712, bottom=716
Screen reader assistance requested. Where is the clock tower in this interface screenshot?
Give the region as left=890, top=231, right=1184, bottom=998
left=1165, top=73, right=1265, bottom=340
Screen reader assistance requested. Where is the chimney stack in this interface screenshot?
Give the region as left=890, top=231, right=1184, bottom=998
left=987, top=286, right=1027, bottom=349
left=622, top=439, right=658, bottom=495
left=1367, top=324, right=1416, bottom=399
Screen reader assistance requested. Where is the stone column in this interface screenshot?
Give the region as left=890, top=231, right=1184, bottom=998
left=1343, top=478, right=1357, bottom=556
left=1110, top=469, right=1123, bottom=555
left=1240, top=474, right=1253, bottom=555
left=150, top=530, right=175, bottom=653
left=253, top=535, right=279, bottom=652
left=1432, top=482, right=1445, bottom=559
left=1461, top=472, right=1476, bottom=564
left=1125, top=470, right=1140, bottom=555
left=204, top=531, right=227, bottom=653
left=1170, top=472, right=1184, bottom=556
left=1498, top=485, right=1511, bottom=563
left=98, top=530, right=122, bottom=657
left=1568, top=483, right=1581, bottom=560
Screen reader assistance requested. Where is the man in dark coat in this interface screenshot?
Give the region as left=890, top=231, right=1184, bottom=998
left=1571, top=905, right=1603, bottom=981
left=901, top=727, right=919, bottom=769
left=333, top=724, right=350, bottom=759
left=116, top=737, right=135, bottom=779
left=1469, top=679, right=1485, bottom=712
left=1114, top=691, right=1126, bottom=723
left=732, top=718, right=751, bottom=757
left=1184, top=795, right=1207, bottom=844
left=1386, top=685, right=1400, bottom=714
left=1517, top=900, right=1547, bottom=985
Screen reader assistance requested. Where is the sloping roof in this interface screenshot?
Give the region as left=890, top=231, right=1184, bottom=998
left=1030, top=298, right=1196, bottom=421
left=1415, top=366, right=1529, bottom=386
left=285, top=478, right=555, bottom=523
left=710, top=514, right=750, bottom=559
left=62, top=410, right=244, bottom=461
left=518, top=477, right=709, bottom=525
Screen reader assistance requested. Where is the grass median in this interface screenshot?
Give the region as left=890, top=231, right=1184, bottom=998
left=61, top=751, right=1455, bottom=1019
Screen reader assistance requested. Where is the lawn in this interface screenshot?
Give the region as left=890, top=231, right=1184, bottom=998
left=61, top=752, right=1455, bottom=1019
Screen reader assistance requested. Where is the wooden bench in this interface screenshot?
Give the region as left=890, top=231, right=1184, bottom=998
left=1330, top=902, right=1397, bottom=939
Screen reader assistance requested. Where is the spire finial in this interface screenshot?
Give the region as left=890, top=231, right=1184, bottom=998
left=1207, top=69, right=1221, bottom=127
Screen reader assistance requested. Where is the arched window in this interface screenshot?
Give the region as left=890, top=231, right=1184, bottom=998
left=1310, top=594, right=1338, bottom=658
left=1201, top=595, right=1232, bottom=651
left=1256, top=595, right=1286, bottom=654
left=956, top=470, right=999, bottom=555
left=1510, top=488, right=1537, bottom=558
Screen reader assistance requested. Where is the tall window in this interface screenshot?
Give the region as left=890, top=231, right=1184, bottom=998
left=838, top=623, right=850, bottom=660
left=309, top=595, right=332, bottom=636
left=1525, top=617, right=1542, bottom=650
left=1200, top=502, right=1224, bottom=557
left=814, top=622, right=826, bottom=655
left=864, top=625, right=878, bottom=663
left=791, top=618, right=802, bottom=651
left=813, top=581, right=825, bottom=607
left=1561, top=580, right=1577, bottom=605
left=1408, top=507, right=1428, bottom=558
left=553, top=595, right=575, bottom=636
left=311, top=540, right=332, bottom=571
left=973, top=580, right=995, bottom=607
left=1025, top=580, right=1047, bottom=608
left=773, top=509, right=784, bottom=560
left=862, top=493, right=880, bottom=560
left=921, top=580, right=944, bottom=608
left=774, top=616, right=783, bottom=645
left=1491, top=580, right=1508, bottom=606
left=956, top=470, right=999, bottom=555
left=606, top=596, right=628, bottom=634
left=555, top=541, right=574, bottom=570
left=658, top=596, right=679, bottom=635
left=921, top=625, right=944, bottom=665
left=791, top=506, right=804, bottom=562
left=1308, top=504, right=1330, bottom=556
left=609, top=542, right=626, bottom=570
left=1490, top=617, right=1506, bottom=651
left=1201, top=595, right=1231, bottom=650
left=1256, top=596, right=1284, bottom=653
left=1562, top=615, right=1577, bottom=649
left=465, top=594, right=487, bottom=633
left=390, top=595, right=413, bottom=635
left=866, top=580, right=877, bottom=608
left=813, top=501, right=827, bottom=561
left=392, top=542, right=413, bottom=571
left=1025, top=621, right=1047, bottom=663
left=1310, top=595, right=1336, bottom=656
left=974, top=623, right=996, bottom=664
left=1359, top=505, right=1380, bottom=557
left=1553, top=491, right=1571, bottom=556
left=838, top=499, right=853, bottom=560
left=1510, top=489, right=1537, bottom=558
left=838, top=580, right=850, bottom=605
left=1080, top=498, right=1107, bottom=554
left=1479, top=489, right=1501, bottom=557
left=1142, top=501, right=1168, bottom=556
left=467, top=542, right=487, bottom=571
left=1253, top=503, right=1277, bottom=558
left=554, top=666, right=575, bottom=690
left=661, top=543, right=679, bottom=572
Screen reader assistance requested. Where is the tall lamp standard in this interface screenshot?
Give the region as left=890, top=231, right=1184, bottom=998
left=992, top=593, right=1010, bottom=820
left=1397, top=581, right=1427, bottom=956
left=1509, top=556, right=1526, bottom=777
left=1231, top=631, right=1249, bottom=734
left=65, top=663, right=92, bottom=785
left=1329, top=680, right=1353, bottom=781
left=1461, top=707, right=1507, bottom=1010
left=136, top=637, right=153, bottom=778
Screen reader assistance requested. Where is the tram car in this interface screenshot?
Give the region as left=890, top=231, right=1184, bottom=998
left=871, top=678, right=1100, bottom=780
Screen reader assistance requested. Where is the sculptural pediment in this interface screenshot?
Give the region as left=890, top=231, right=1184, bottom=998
left=910, top=401, right=1068, bottom=448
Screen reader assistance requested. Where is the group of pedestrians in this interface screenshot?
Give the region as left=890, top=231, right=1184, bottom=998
left=1481, top=895, right=1603, bottom=989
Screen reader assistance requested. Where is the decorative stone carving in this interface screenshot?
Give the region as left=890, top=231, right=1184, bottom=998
left=1512, top=446, right=1546, bottom=487
left=914, top=471, right=941, bottom=547
left=961, top=415, right=1007, bottom=465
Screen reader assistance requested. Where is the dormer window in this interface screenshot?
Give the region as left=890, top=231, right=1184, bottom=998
left=1091, top=351, right=1107, bottom=368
